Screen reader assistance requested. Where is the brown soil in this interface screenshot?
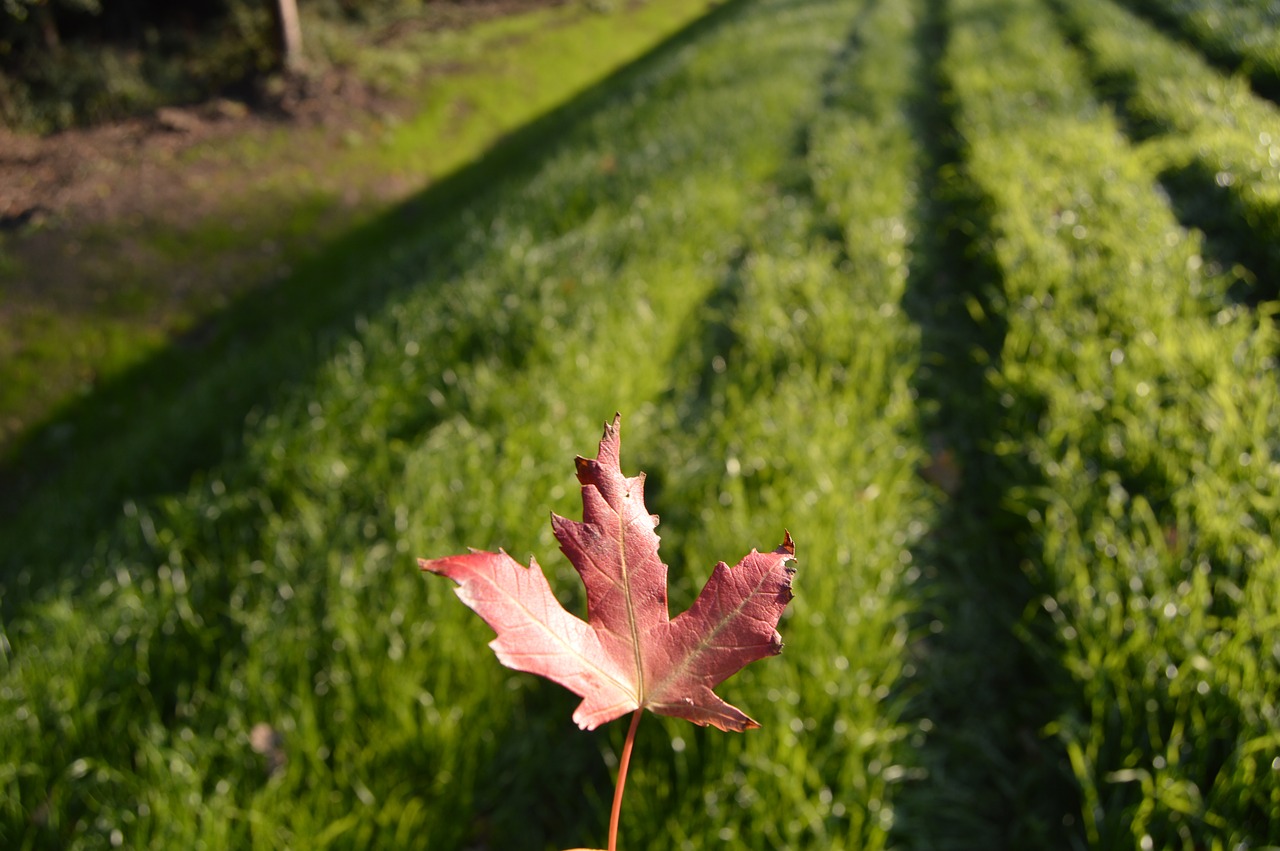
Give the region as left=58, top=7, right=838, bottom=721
left=0, top=68, right=403, bottom=313
left=0, top=74, right=385, bottom=235
left=1, top=0, right=566, bottom=236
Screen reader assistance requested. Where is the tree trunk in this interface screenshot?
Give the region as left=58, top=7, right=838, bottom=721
left=270, top=0, right=303, bottom=72
left=36, top=3, right=61, bottom=51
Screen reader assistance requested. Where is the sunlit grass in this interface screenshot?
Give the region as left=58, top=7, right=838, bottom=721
left=946, top=0, right=1280, bottom=844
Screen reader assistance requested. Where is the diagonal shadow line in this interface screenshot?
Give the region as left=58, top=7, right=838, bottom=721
left=889, top=2, right=1081, bottom=848
left=0, top=0, right=754, bottom=609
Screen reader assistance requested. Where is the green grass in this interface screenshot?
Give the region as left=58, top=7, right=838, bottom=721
left=945, top=0, right=1280, bottom=844
left=1049, top=0, right=1280, bottom=304
left=2, top=0, right=1278, bottom=848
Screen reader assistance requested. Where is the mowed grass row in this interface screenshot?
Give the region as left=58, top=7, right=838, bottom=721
left=945, top=0, right=1280, bottom=846
left=1050, top=0, right=1280, bottom=303
left=0, top=0, right=950, bottom=848
left=616, top=0, right=937, bottom=847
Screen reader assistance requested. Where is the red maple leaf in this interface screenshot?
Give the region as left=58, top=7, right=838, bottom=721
left=419, top=414, right=796, bottom=733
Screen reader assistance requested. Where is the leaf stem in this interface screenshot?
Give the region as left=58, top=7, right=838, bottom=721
left=608, top=709, right=643, bottom=851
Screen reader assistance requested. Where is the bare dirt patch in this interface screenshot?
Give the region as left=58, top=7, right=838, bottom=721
left=1, top=68, right=399, bottom=313
left=2, top=0, right=570, bottom=233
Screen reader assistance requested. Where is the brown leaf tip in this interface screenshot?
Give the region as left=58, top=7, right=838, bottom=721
left=574, top=413, right=625, bottom=484
left=776, top=532, right=797, bottom=604
left=599, top=413, right=622, bottom=450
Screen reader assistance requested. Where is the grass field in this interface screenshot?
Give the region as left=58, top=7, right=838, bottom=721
left=2, top=0, right=1278, bottom=848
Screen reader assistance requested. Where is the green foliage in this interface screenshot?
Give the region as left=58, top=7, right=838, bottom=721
left=0, top=0, right=277, bottom=132
left=0, top=0, right=543, bottom=132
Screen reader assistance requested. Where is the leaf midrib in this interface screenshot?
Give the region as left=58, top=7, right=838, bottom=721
left=619, top=493, right=647, bottom=703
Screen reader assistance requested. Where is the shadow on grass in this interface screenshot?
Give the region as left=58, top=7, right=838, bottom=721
left=0, top=0, right=751, bottom=612
left=1106, top=0, right=1280, bottom=106
left=1044, top=0, right=1280, bottom=308
left=1155, top=163, right=1280, bottom=306
left=890, top=4, right=1080, bottom=848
